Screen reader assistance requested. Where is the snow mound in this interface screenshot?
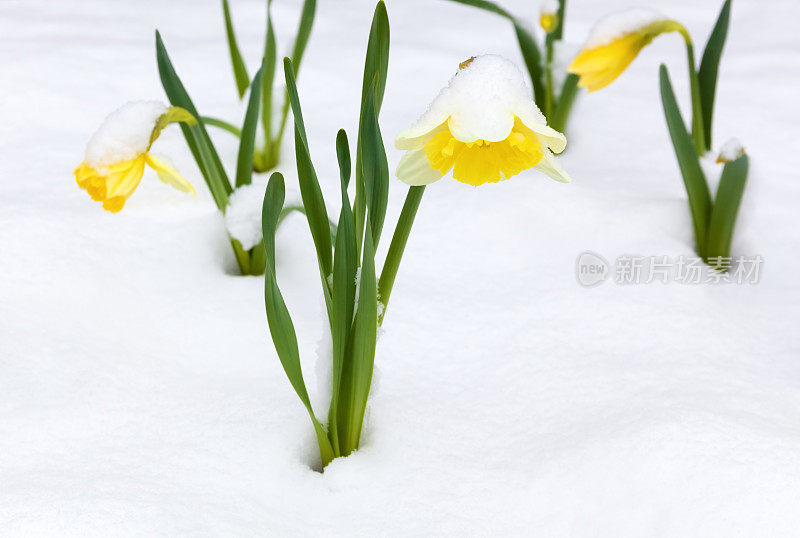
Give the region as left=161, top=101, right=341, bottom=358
left=84, top=100, right=167, bottom=169
left=225, top=178, right=268, bottom=250
left=584, top=8, right=666, bottom=49
left=225, top=179, right=302, bottom=250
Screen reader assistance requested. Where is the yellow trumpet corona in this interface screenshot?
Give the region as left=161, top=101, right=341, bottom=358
left=568, top=9, right=688, bottom=92
left=74, top=101, right=196, bottom=212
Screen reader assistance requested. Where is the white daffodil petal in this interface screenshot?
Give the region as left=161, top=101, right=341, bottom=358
left=396, top=147, right=445, bottom=186
left=534, top=148, right=572, bottom=183
left=517, top=107, right=567, bottom=153
left=396, top=121, right=449, bottom=150
left=145, top=153, right=195, bottom=194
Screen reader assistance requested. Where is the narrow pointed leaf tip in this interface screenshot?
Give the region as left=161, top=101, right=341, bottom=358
left=222, top=0, right=250, bottom=98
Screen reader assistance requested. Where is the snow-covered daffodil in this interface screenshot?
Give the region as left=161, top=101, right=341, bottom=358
left=75, top=101, right=196, bottom=212
left=395, top=55, right=570, bottom=187
left=568, top=9, right=688, bottom=92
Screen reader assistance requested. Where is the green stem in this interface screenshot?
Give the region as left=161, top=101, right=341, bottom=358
left=550, top=73, right=579, bottom=133
left=679, top=29, right=706, bottom=155
left=544, top=39, right=555, bottom=120
left=377, top=186, right=425, bottom=325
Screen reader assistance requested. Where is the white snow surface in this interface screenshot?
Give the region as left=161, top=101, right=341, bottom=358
left=583, top=8, right=667, bottom=49
left=84, top=100, right=167, bottom=169
left=2, top=0, right=800, bottom=536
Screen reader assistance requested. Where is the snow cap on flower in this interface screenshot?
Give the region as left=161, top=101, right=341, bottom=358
left=569, top=8, right=686, bottom=92
left=540, top=0, right=559, bottom=33
left=395, top=55, right=570, bottom=187
left=75, top=101, right=196, bottom=212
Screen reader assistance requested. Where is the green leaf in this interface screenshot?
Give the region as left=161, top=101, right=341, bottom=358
left=328, top=129, right=357, bottom=455
left=355, top=1, right=390, bottom=255
left=155, top=31, right=232, bottom=211
left=236, top=61, right=265, bottom=187
left=360, top=79, right=389, bottom=248
left=263, top=0, right=318, bottom=170
left=290, top=0, right=317, bottom=72
left=550, top=73, right=579, bottom=133
left=659, top=64, right=712, bottom=258
left=445, top=0, right=513, bottom=18
left=222, top=0, right=250, bottom=99
left=336, top=129, right=352, bottom=189
left=698, top=0, right=731, bottom=151
left=514, top=22, right=546, bottom=109
left=338, top=216, right=378, bottom=455
left=200, top=116, right=242, bottom=138
left=261, top=3, right=277, bottom=155
left=706, top=154, right=748, bottom=262
left=262, top=172, right=335, bottom=467
left=284, top=57, right=334, bottom=291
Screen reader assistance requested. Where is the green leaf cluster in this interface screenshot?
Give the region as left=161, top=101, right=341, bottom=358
left=210, top=0, right=318, bottom=172
left=658, top=1, right=745, bottom=268
left=261, top=2, right=426, bottom=468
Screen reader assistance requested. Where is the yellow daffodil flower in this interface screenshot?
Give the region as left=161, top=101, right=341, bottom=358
left=395, top=55, right=570, bottom=187
left=539, top=0, right=559, bottom=34
left=568, top=9, right=688, bottom=92
left=75, top=101, right=196, bottom=212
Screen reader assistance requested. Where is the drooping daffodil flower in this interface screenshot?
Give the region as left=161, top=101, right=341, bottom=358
left=395, top=55, right=570, bottom=187
left=568, top=9, right=689, bottom=92
left=75, top=101, right=196, bottom=212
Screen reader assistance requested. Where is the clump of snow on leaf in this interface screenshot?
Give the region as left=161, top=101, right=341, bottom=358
left=583, top=8, right=666, bottom=49
left=225, top=177, right=268, bottom=250
left=397, top=55, right=547, bottom=145
left=225, top=178, right=301, bottom=250
left=84, top=101, right=167, bottom=169
left=718, top=138, right=745, bottom=162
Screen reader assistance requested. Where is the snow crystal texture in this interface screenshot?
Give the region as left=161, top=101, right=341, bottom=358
left=405, top=54, right=543, bottom=143
left=84, top=100, right=167, bottom=169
